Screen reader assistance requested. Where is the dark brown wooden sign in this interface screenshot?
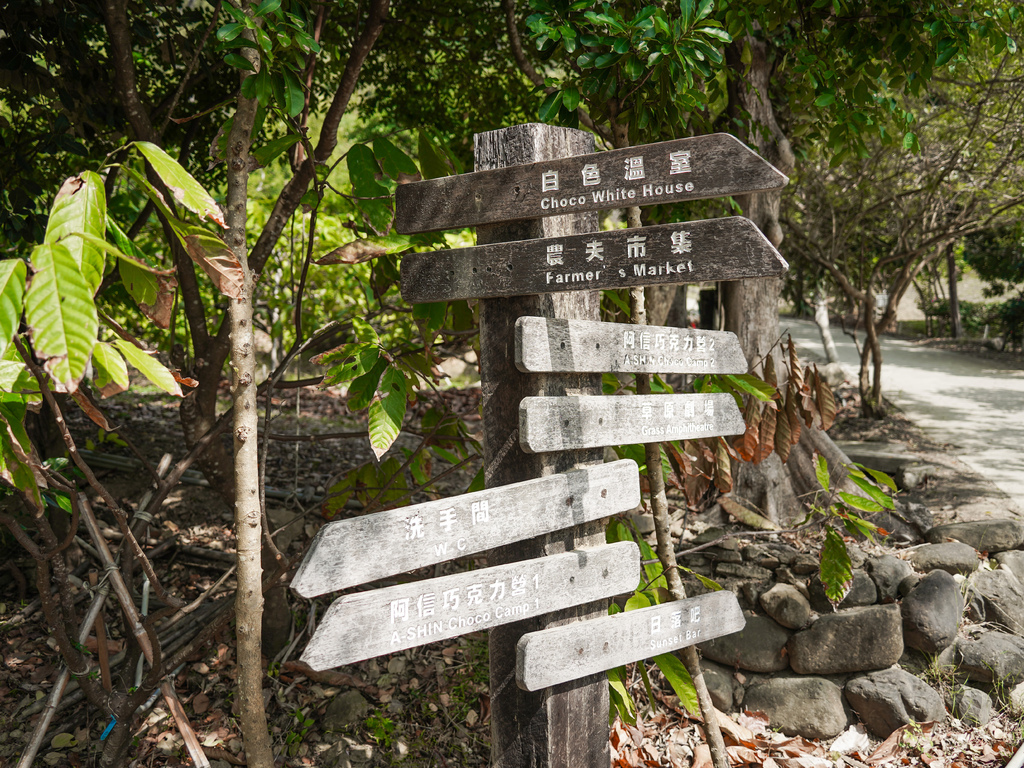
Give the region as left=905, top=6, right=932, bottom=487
left=519, top=393, right=745, bottom=453
left=400, top=217, right=786, bottom=303
left=300, top=541, right=640, bottom=670
left=291, top=460, right=641, bottom=598
left=515, top=318, right=747, bottom=375
left=395, top=133, right=788, bottom=234
left=516, top=590, right=745, bottom=690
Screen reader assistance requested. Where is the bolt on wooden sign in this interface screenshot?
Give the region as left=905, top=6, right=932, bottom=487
left=516, top=589, right=745, bottom=690
left=516, top=318, right=746, bottom=375
left=395, top=133, right=788, bottom=234
left=301, top=541, right=641, bottom=670
left=292, top=459, right=640, bottom=597
left=400, top=217, right=786, bottom=304
left=520, top=392, right=745, bottom=454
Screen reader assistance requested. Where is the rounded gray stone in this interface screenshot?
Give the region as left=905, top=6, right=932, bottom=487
left=901, top=570, right=963, bottom=654
left=844, top=667, right=945, bottom=739
left=698, top=659, right=737, bottom=712
left=809, top=569, right=878, bottom=612
left=866, top=555, right=914, bottom=602
left=956, top=631, right=1024, bottom=685
left=899, top=572, right=923, bottom=597
left=926, top=520, right=1024, bottom=553
left=908, top=542, right=980, bottom=576
left=970, top=568, right=1024, bottom=635
left=744, top=677, right=848, bottom=740
left=760, top=583, right=812, bottom=630
left=951, top=686, right=992, bottom=725
left=788, top=604, right=903, bottom=675
left=699, top=613, right=791, bottom=673
left=994, top=550, right=1024, bottom=583
left=324, top=690, right=371, bottom=730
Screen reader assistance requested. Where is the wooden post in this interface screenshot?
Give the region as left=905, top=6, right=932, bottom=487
left=476, top=124, right=608, bottom=768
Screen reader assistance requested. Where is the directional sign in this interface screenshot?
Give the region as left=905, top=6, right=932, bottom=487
left=516, top=590, right=745, bottom=691
left=291, top=460, right=641, bottom=598
left=395, top=133, right=788, bottom=234
left=516, top=318, right=747, bottom=375
left=400, top=216, right=786, bottom=304
left=519, top=393, right=744, bottom=454
left=301, top=541, right=641, bottom=670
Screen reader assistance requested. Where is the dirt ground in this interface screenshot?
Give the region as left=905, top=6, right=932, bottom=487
left=0, top=370, right=1021, bottom=767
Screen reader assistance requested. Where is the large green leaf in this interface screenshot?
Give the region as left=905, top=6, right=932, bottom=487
left=113, top=339, right=182, bottom=396
left=44, top=172, right=106, bottom=294
left=0, top=401, right=43, bottom=510
left=820, top=527, right=853, bottom=609
left=25, top=243, right=98, bottom=392
left=0, top=260, right=26, bottom=358
left=92, top=341, right=130, bottom=398
left=368, top=366, right=407, bottom=460
left=607, top=666, right=637, bottom=725
left=134, top=142, right=226, bottom=228
left=653, top=653, right=698, bottom=715
left=373, top=137, right=419, bottom=181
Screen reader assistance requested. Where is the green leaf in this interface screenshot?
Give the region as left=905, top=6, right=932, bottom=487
left=0, top=402, right=43, bottom=510
left=847, top=473, right=895, bottom=509
left=902, top=131, right=920, bottom=152
left=679, top=566, right=722, bottom=591
left=814, top=92, right=836, bottom=107
left=820, top=527, right=853, bottom=609
left=254, top=0, right=281, bottom=16
left=417, top=129, right=453, bottom=180
left=814, top=454, right=830, bottom=492
left=25, top=243, right=97, bottom=392
left=368, top=367, right=406, bottom=460
left=224, top=52, right=257, bottom=71
left=654, top=653, right=698, bottom=715
left=538, top=90, right=563, bottom=122
left=282, top=68, right=305, bottom=117
left=561, top=86, right=580, bottom=111
left=253, top=134, right=301, bottom=167
left=373, top=137, right=419, bottom=180
left=0, top=260, right=26, bottom=359
left=855, top=463, right=897, bottom=493
left=607, top=666, right=637, bottom=725
left=44, top=172, right=106, bottom=294
left=347, top=356, right=388, bottom=411
left=112, top=339, right=182, bottom=396
left=216, top=22, right=244, bottom=41
left=92, top=341, right=130, bottom=397
left=624, top=592, right=652, bottom=612
left=721, top=373, right=776, bottom=401
left=133, top=142, right=226, bottom=228
left=838, top=491, right=883, bottom=513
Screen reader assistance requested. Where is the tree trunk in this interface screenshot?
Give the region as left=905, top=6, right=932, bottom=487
left=947, top=245, right=962, bottom=339
left=859, top=295, right=886, bottom=419
left=477, top=124, right=609, bottom=768
left=814, top=291, right=841, bottom=364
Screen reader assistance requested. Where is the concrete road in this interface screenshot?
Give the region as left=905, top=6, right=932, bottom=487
left=781, top=317, right=1024, bottom=504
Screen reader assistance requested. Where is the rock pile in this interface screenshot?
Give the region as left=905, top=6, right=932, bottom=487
left=681, top=517, right=1024, bottom=740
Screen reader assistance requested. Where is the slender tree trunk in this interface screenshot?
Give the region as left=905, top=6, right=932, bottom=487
left=858, top=296, right=885, bottom=418
left=225, top=44, right=275, bottom=768
left=814, top=291, right=841, bottom=364
left=947, top=245, right=962, bottom=339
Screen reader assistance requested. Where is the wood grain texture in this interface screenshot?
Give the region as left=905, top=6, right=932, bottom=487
left=401, top=216, right=787, bottom=303
left=516, top=590, right=745, bottom=691
left=395, top=133, right=788, bottom=233
left=519, top=393, right=745, bottom=454
left=300, top=541, right=640, bottom=670
left=290, top=460, right=640, bottom=598
left=515, top=318, right=747, bottom=375
left=474, top=124, right=609, bottom=768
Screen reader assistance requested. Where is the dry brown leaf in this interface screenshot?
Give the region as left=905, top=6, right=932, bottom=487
left=714, top=707, right=754, bottom=743
left=726, top=744, right=760, bottom=765
left=192, top=692, right=210, bottom=715
left=184, top=232, right=244, bottom=298
left=72, top=390, right=111, bottom=430
left=691, top=743, right=713, bottom=768
left=138, top=273, right=177, bottom=329
left=316, top=239, right=387, bottom=265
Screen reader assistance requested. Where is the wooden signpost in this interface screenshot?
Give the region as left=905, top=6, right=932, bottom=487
left=517, top=590, right=746, bottom=690
left=520, top=392, right=745, bottom=453
left=400, top=216, right=787, bottom=303
left=394, top=133, right=788, bottom=233
left=301, top=541, right=640, bottom=670
left=515, top=318, right=747, bottom=375
left=292, top=459, right=640, bottom=597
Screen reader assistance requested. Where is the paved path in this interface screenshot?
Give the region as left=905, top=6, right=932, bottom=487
left=781, top=318, right=1024, bottom=505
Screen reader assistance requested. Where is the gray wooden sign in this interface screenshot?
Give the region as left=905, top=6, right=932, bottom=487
left=516, top=590, right=745, bottom=690
left=301, top=541, right=641, bottom=670
left=515, top=318, right=747, bottom=375
left=394, top=133, right=788, bottom=234
left=400, top=216, right=786, bottom=304
left=519, top=393, right=744, bottom=454
left=291, top=459, right=640, bottom=598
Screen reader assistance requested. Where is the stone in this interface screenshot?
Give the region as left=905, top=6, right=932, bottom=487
left=793, top=554, right=819, bottom=575
left=776, top=567, right=811, bottom=599
left=744, top=677, right=849, bottom=740
left=835, top=441, right=915, bottom=474
left=994, top=550, right=1024, bottom=583
left=927, top=520, right=1024, bottom=553
left=716, top=562, right=773, bottom=580
left=970, top=568, right=1024, bottom=635
left=627, top=511, right=656, bottom=535
left=844, top=667, right=946, bottom=739
left=387, top=656, right=407, bottom=676
left=900, top=502, right=935, bottom=534
left=789, top=605, right=903, bottom=675
left=896, top=463, right=938, bottom=491
left=699, top=614, right=791, bottom=673
left=907, top=543, right=980, bottom=576
left=705, top=547, right=743, bottom=564
left=1011, top=682, right=1024, bottom=712
left=901, top=570, right=962, bottom=654
left=899, top=573, right=922, bottom=597
left=951, top=686, right=992, bottom=725
left=324, top=690, right=371, bottom=731
left=866, top=555, right=914, bottom=602
left=698, top=659, right=738, bottom=712
left=760, top=583, right=812, bottom=630
left=693, top=527, right=730, bottom=545
left=809, top=570, right=878, bottom=612
left=956, top=631, right=1024, bottom=685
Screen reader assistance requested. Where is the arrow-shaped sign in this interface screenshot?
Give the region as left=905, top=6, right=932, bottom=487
left=395, top=133, right=788, bottom=234
left=400, top=216, right=786, bottom=304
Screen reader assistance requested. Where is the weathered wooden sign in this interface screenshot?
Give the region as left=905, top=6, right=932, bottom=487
left=400, top=217, right=786, bottom=303
left=515, top=318, right=747, bottom=375
left=394, top=133, right=788, bottom=234
left=516, top=589, right=745, bottom=691
left=301, top=541, right=641, bottom=670
left=291, top=459, right=641, bottom=598
left=519, top=392, right=744, bottom=454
